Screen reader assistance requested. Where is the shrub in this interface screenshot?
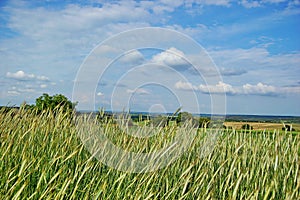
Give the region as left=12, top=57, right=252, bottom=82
left=241, top=124, right=253, bottom=130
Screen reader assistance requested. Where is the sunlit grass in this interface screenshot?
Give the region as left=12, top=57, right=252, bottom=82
left=0, top=108, right=299, bottom=199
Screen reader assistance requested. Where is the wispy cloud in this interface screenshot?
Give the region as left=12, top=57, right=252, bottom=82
left=220, top=68, right=247, bottom=76
left=174, top=80, right=198, bottom=90
left=209, top=47, right=300, bottom=85
left=240, top=0, right=294, bottom=8
left=40, top=84, right=47, bottom=89
left=126, top=88, right=150, bottom=95
left=240, top=0, right=262, bottom=8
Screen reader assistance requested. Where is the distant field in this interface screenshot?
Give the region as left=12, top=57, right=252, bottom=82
left=224, top=121, right=300, bottom=131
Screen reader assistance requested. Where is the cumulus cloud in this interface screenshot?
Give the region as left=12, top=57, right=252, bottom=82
left=175, top=81, right=300, bottom=96
left=6, top=70, right=49, bottom=81
left=175, top=81, right=236, bottom=94
left=119, top=50, right=144, bottom=65
left=243, top=82, right=277, bottom=96
left=6, top=71, right=34, bottom=80
left=151, top=47, right=190, bottom=70
left=198, top=81, right=236, bottom=94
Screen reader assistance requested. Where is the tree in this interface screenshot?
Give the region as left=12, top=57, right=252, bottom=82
left=199, top=117, right=210, bottom=128
left=151, top=115, right=169, bottom=127
left=176, top=112, right=198, bottom=127
left=97, top=109, right=115, bottom=124
left=282, top=124, right=295, bottom=131
left=241, top=124, right=253, bottom=130
left=34, top=93, right=76, bottom=113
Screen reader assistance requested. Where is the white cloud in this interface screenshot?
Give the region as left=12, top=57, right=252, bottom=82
left=182, top=0, right=233, bottom=7
left=220, top=67, right=247, bottom=76
left=263, top=0, right=287, bottom=4
left=142, top=0, right=232, bottom=15
left=243, top=82, right=276, bottom=95
left=209, top=47, right=300, bottom=85
left=166, top=24, right=210, bottom=39
left=97, top=92, right=104, bottom=96
left=240, top=0, right=290, bottom=8
left=198, top=81, right=236, bottom=94
left=17, top=88, right=36, bottom=93
left=175, top=81, right=300, bottom=96
left=8, top=3, right=152, bottom=37
left=119, top=50, right=144, bottom=64
left=175, top=80, right=236, bottom=94
left=5, top=1, right=157, bottom=46
left=40, top=84, right=47, bottom=89
left=7, top=90, right=20, bottom=96
left=240, top=0, right=261, bottom=8
left=94, top=45, right=121, bottom=54
left=6, top=70, right=34, bottom=80
left=281, top=86, right=300, bottom=94
left=7, top=87, right=36, bottom=96
left=126, top=88, right=150, bottom=95
left=151, top=47, right=190, bottom=70
left=37, top=76, right=49, bottom=81
left=174, top=80, right=197, bottom=90
left=6, top=70, right=50, bottom=81
left=198, top=0, right=232, bottom=6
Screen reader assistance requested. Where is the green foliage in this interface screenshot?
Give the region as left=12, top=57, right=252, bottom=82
left=0, top=109, right=299, bottom=199
left=198, top=117, right=210, bottom=128
left=35, top=93, right=76, bottom=112
left=176, top=112, right=192, bottom=124
left=176, top=112, right=198, bottom=127
left=241, top=123, right=253, bottom=130
left=282, top=124, right=295, bottom=131
left=97, top=109, right=115, bottom=125
left=150, top=115, right=169, bottom=127
left=131, top=114, right=150, bottom=123
left=24, top=93, right=76, bottom=115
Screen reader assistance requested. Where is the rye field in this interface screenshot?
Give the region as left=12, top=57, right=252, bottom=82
left=0, top=108, right=299, bottom=199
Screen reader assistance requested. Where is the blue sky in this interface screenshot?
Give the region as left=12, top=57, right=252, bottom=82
left=0, top=0, right=299, bottom=115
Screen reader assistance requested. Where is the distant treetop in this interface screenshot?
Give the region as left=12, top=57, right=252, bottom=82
left=25, top=93, right=77, bottom=113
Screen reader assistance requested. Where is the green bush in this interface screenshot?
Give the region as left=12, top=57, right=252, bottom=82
left=241, top=124, right=253, bottom=130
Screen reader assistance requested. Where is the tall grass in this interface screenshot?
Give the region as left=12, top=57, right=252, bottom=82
left=0, top=108, right=299, bottom=199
